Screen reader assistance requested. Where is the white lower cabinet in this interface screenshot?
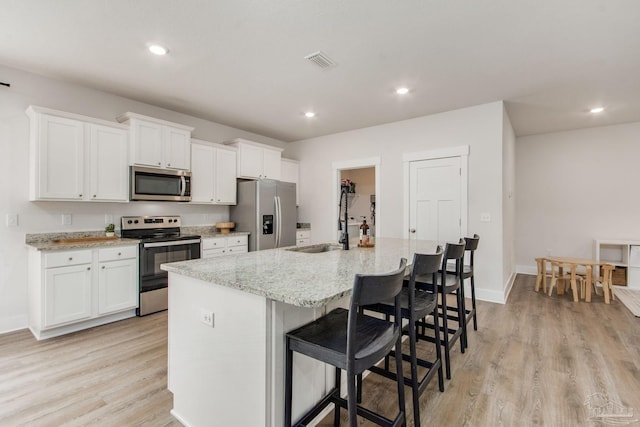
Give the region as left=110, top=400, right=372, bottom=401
left=296, top=229, right=311, bottom=246
left=29, top=245, right=139, bottom=340
left=202, top=235, right=249, bottom=258
left=44, top=263, right=92, bottom=327
left=98, top=248, right=138, bottom=315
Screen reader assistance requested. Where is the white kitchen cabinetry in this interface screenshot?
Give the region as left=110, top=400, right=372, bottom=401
left=226, top=138, right=283, bottom=180
left=118, top=112, right=193, bottom=170
left=202, top=235, right=249, bottom=258
left=594, top=239, right=640, bottom=289
left=296, top=229, right=311, bottom=246
left=98, top=247, right=138, bottom=314
left=27, top=106, right=129, bottom=202
left=43, top=251, right=93, bottom=327
left=281, top=158, right=300, bottom=205
left=28, top=245, right=139, bottom=340
left=190, top=140, right=237, bottom=205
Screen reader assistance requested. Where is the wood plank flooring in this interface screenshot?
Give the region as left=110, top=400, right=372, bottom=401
left=1, top=275, right=639, bottom=426
left=319, top=274, right=640, bottom=426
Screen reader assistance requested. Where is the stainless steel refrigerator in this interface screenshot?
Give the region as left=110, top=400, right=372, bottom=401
left=230, top=180, right=297, bottom=251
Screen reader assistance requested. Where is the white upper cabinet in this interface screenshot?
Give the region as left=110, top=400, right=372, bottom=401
left=27, top=106, right=129, bottom=202
left=280, top=158, right=300, bottom=206
left=226, top=138, right=283, bottom=180
left=117, top=112, right=193, bottom=171
left=190, top=140, right=237, bottom=205
left=89, top=124, right=128, bottom=201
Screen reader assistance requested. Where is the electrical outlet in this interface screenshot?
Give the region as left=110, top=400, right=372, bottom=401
left=6, top=213, right=18, bottom=227
left=200, top=309, right=214, bottom=327
left=480, top=213, right=491, bottom=222
left=61, top=214, right=72, bottom=225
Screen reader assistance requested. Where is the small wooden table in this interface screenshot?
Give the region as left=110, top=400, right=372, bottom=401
left=537, top=256, right=610, bottom=303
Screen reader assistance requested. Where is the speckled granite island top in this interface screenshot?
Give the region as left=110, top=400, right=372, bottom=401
left=161, top=237, right=440, bottom=308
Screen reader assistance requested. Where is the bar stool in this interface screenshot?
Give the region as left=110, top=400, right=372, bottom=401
left=444, top=235, right=480, bottom=334
left=363, top=249, right=445, bottom=427
left=414, top=240, right=466, bottom=379
left=284, top=259, right=408, bottom=427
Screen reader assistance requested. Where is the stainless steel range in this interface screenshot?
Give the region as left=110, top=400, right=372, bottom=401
left=121, top=215, right=201, bottom=316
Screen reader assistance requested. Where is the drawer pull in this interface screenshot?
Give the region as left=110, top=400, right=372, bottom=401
left=68, top=257, right=73, bottom=261
left=102, top=266, right=106, bottom=269
left=87, top=267, right=91, bottom=271
left=118, top=252, right=121, bottom=256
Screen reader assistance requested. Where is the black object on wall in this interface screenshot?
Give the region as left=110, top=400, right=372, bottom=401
left=0, top=82, right=10, bottom=87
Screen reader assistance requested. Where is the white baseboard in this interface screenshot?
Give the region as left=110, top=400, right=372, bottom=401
left=516, top=264, right=537, bottom=275
left=0, top=314, right=28, bottom=335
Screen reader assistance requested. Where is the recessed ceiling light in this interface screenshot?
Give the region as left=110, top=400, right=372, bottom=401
left=148, top=44, right=169, bottom=56
left=396, top=87, right=410, bottom=95
left=590, top=107, right=604, bottom=114
left=304, top=112, right=316, bottom=118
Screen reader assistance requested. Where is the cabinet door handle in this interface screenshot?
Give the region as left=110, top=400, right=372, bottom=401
left=102, top=266, right=106, bottom=269
left=117, top=252, right=121, bottom=256
left=157, top=162, right=161, bottom=166
left=167, top=163, right=171, bottom=167
left=68, top=257, right=73, bottom=261
left=93, top=194, right=96, bottom=198
left=87, top=267, right=91, bottom=271
left=79, top=194, right=83, bottom=197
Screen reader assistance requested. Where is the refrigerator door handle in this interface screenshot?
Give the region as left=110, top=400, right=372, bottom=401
left=275, top=196, right=282, bottom=248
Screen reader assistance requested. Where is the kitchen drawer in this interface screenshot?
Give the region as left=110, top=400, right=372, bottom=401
left=45, top=250, right=92, bottom=268
left=202, top=248, right=227, bottom=258
left=98, top=246, right=138, bottom=262
left=227, top=246, right=248, bottom=255
left=227, top=235, right=248, bottom=247
left=296, top=230, right=311, bottom=239
left=202, top=237, right=226, bottom=250
left=297, top=238, right=311, bottom=247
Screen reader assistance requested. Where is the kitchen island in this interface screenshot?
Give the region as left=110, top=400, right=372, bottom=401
left=161, top=237, right=440, bottom=427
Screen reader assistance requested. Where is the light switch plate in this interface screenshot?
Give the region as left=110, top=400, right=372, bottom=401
left=480, top=213, right=491, bottom=222
left=62, top=214, right=72, bottom=225
left=200, top=308, right=214, bottom=327
left=6, top=213, right=18, bottom=227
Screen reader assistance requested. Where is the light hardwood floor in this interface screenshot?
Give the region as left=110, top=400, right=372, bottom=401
left=1, top=275, right=639, bottom=426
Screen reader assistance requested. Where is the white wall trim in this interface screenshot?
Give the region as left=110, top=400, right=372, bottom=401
left=331, top=157, right=382, bottom=240
left=402, top=145, right=469, bottom=239
left=516, top=264, right=538, bottom=275
left=402, top=145, right=470, bottom=163
left=502, top=271, right=517, bottom=303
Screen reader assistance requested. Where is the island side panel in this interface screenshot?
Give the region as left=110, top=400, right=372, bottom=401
left=168, top=272, right=268, bottom=427
left=270, top=300, right=333, bottom=426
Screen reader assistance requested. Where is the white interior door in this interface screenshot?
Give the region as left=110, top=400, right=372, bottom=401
left=409, top=156, right=463, bottom=243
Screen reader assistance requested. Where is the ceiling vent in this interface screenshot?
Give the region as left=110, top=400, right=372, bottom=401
left=304, top=51, right=336, bottom=69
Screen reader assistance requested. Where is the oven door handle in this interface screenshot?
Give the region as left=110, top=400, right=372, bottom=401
left=143, top=239, right=201, bottom=248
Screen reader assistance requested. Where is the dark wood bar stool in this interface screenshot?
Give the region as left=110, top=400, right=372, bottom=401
left=414, top=241, right=466, bottom=379
left=284, top=259, right=408, bottom=427
left=363, top=249, right=445, bottom=427
left=444, top=234, right=480, bottom=339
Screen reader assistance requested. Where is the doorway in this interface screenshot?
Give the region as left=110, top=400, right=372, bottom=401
left=403, top=146, right=469, bottom=241
left=332, top=157, right=380, bottom=244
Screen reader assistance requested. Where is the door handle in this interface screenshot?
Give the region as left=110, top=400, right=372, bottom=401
left=410, top=228, right=416, bottom=234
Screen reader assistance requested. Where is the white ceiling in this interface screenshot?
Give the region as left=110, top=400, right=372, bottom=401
left=2, top=1, right=640, bottom=142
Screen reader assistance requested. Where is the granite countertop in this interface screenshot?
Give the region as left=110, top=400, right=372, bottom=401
left=161, top=237, right=440, bottom=308
left=26, top=231, right=140, bottom=251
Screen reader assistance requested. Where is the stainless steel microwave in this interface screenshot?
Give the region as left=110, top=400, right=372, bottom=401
left=130, top=166, right=192, bottom=202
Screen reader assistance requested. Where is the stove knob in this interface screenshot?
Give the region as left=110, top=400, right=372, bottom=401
left=127, top=220, right=133, bottom=224
left=134, top=220, right=139, bottom=224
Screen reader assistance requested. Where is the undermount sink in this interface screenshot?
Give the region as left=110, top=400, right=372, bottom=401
left=285, top=243, right=342, bottom=254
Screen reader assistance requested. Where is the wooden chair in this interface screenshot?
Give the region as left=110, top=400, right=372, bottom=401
left=547, top=261, right=581, bottom=301
left=580, top=264, right=615, bottom=304
left=284, top=259, right=408, bottom=427
left=535, top=257, right=552, bottom=293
